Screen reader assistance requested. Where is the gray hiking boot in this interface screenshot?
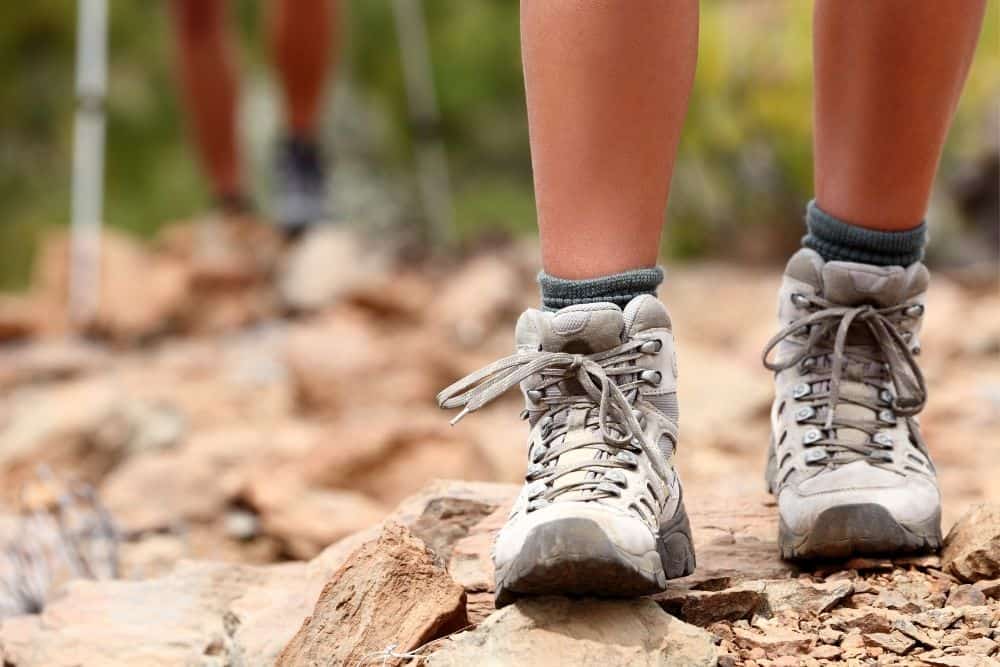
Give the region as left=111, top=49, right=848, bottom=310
left=438, top=295, right=695, bottom=605
left=763, top=249, right=941, bottom=559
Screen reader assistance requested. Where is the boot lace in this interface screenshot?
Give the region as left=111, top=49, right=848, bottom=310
left=762, top=294, right=926, bottom=467
left=437, top=339, right=673, bottom=504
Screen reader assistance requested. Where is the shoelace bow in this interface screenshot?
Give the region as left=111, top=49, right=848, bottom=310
left=437, top=339, right=673, bottom=499
left=762, top=294, right=927, bottom=464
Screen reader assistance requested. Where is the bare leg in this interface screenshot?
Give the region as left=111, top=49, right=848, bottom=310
left=521, top=1, right=699, bottom=278
left=170, top=0, right=243, bottom=201
left=269, top=0, right=336, bottom=139
left=813, top=0, right=986, bottom=231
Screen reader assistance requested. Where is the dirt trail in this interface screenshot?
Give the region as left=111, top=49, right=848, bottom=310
left=0, top=222, right=997, bottom=665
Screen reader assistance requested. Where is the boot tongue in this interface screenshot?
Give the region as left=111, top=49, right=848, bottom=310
left=539, top=303, right=624, bottom=353
left=821, top=262, right=910, bottom=307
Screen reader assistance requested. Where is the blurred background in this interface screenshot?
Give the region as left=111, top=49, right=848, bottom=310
left=0, top=1, right=998, bottom=288
left=0, top=0, right=997, bottom=622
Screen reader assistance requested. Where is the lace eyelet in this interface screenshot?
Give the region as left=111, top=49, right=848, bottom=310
left=873, top=432, right=893, bottom=448
left=596, top=480, right=623, bottom=496
left=604, top=469, right=628, bottom=487
left=869, top=450, right=893, bottom=463
left=793, top=383, right=811, bottom=399
left=527, top=498, right=549, bottom=512
left=804, top=448, right=829, bottom=465
left=526, top=389, right=543, bottom=402
left=904, top=304, right=925, bottom=318
left=878, top=409, right=897, bottom=425
left=526, top=481, right=547, bottom=499
left=803, top=428, right=822, bottom=445
left=795, top=406, right=815, bottom=423
left=615, top=451, right=639, bottom=468
left=640, top=370, right=662, bottom=386
left=640, top=339, right=663, bottom=354
left=879, top=389, right=893, bottom=404
left=791, top=293, right=810, bottom=308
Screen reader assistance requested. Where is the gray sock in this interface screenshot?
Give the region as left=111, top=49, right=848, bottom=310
left=538, top=267, right=664, bottom=311
left=803, top=200, right=927, bottom=266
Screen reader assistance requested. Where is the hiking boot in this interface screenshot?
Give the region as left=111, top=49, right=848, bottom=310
left=763, top=249, right=941, bottom=559
left=438, top=295, right=695, bottom=606
left=273, top=136, right=328, bottom=234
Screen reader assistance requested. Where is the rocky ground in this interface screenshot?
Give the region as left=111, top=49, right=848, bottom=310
left=0, top=218, right=997, bottom=666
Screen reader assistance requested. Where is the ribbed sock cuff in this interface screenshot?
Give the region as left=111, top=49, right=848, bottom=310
left=538, top=267, right=664, bottom=311
left=803, top=200, right=927, bottom=266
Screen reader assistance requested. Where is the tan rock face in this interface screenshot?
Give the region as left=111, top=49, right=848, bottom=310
left=0, top=560, right=291, bottom=667
left=277, top=522, right=468, bottom=667
left=426, top=597, right=718, bottom=667
left=943, top=504, right=1000, bottom=583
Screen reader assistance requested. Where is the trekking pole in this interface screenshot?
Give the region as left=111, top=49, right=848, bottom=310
left=390, top=0, right=455, bottom=245
left=69, top=0, right=108, bottom=326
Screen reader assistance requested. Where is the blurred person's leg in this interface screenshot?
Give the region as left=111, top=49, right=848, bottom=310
left=170, top=0, right=247, bottom=212
left=435, top=2, right=702, bottom=605
left=269, top=0, right=336, bottom=231
left=522, top=0, right=698, bottom=289
left=764, top=1, right=985, bottom=560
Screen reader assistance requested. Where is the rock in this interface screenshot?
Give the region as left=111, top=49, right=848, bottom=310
left=864, top=631, right=915, bottom=655
left=0, top=559, right=295, bottom=666
left=410, top=494, right=498, bottom=564
left=426, top=597, right=718, bottom=666
left=298, top=411, right=497, bottom=507
left=810, top=644, right=842, bottom=659
left=88, top=231, right=191, bottom=341
left=670, top=494, right=798, bottom=590
left=943, top=504, right=1000, bottom=582
left=101, top=427, right=295, bottom=534
left=0, top=295, right=42, bottom=342
left=921, top=657, right=1000, bottom=667
left=962, top=605, right=996, bottom=628
left=874, top=588, right=922, bottom=614
left=817, top=627, right=843, bottom=645
left=658, top=584, right=765, bottom=627
left=831, top=610, right=895, bottom=634
left=447, top=504, right=509, bottom=623
left=245, top=470, right=386, bottom=559
left=913, top=607, right=963, bottom=630
left=90, top=399, right=186, bottom=457
left=732, top=623, right=813, bottom=656
left=947, top=584, right=988, bottom=607
left=892, top=617, right=939, bottom=648
left=0, top=339, right=109, bottom=391
left=0, top=378, right=123, bottom=498
left=760, top=579, right=854, bottom=615
left=277, top=522, right=467, bottom=667
left=429, top=254, right=525, bottom=348
left=975, top=579, right=1000, bottom=599
left=283, top=313, right=441, bottom=414
left=278, top=227, right=385, bottom=311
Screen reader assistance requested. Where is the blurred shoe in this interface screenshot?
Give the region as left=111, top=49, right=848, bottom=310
left=273, top=135, right=328, bottom=235
left=438, top=295, right=695, bottom=606
left=763, top=249, right=941, bottom=559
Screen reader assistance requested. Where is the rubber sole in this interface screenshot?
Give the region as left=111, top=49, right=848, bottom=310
left=494, top=502, right=696, bottom=608
left=779, top=502, right=942, bottom=560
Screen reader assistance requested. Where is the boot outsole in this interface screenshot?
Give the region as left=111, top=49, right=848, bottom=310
left=778, top=503, right=942, bottom=560
left=494, top=501, right=696, bottom=608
